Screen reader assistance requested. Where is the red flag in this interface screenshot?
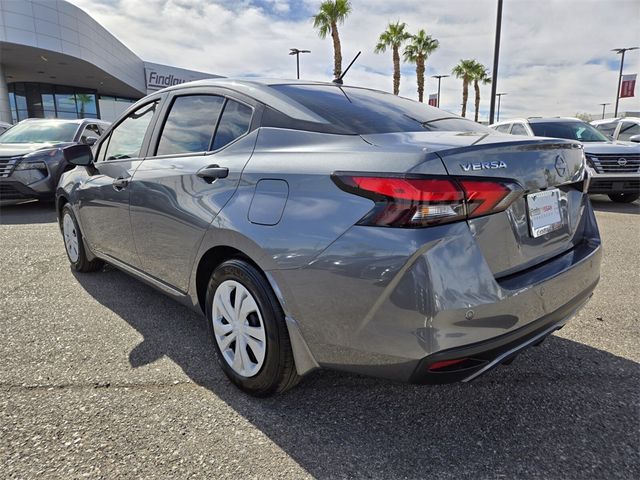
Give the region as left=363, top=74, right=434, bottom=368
left=428, top=94, right=438, bottom=107
left=620, top=74, right=636, bottom=98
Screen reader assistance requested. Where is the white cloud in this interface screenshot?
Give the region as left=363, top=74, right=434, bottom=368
left=68, top=0, right=640, bottom=120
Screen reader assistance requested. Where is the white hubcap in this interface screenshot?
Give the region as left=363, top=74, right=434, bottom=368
left=62, top=213, right=79, bottom=263
left=212, top=280, right=266, bottom=377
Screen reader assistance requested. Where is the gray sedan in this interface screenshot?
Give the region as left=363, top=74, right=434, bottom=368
left=56, top=79, right=601, bottom=396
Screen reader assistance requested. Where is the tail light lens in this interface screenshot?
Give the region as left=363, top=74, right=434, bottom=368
left=332, top=173, right=522, bottom=228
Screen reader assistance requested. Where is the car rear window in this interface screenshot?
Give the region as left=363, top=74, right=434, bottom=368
left=271, top=84, right=490, bottom=135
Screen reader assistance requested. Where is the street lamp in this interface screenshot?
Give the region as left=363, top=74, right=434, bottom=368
left=599, top=102, right=611, bottom=119
left=488, top=0, right=504, bottom=124
left=495, top=92, right=507, bottom=122
left=431, top=75, right=449, bottom=108
left=289, top=48, right=311, bottom=80
left=612, top=47, right=639, bottom=116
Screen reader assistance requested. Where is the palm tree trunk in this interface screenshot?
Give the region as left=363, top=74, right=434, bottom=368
left=416, top=55, right=425, bottom=102
left=474, top=80, right=480, bottom=122
left=392, top=46, right=400, bottom=95
left=331, top=22, right=342, bottom=78
left=461, top=80, right=468, bottom=117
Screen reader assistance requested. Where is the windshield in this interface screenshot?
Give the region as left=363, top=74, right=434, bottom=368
left=271, top=84, right=492, bottom=135
left=0, top=121, right=78, bottom=144
left=529, top=121, right=609, bottom=142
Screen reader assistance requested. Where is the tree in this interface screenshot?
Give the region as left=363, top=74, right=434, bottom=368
left=375, top=21, right=412, bottom=95
left=451, top=59, right=477, bottom=118
left=403, top=30, right=439, bottom=102
left=75, top=93, right=93, bottom=118
left=471, top=61, right=491, bottom=122
left=313, top=0, right=352, bottom=79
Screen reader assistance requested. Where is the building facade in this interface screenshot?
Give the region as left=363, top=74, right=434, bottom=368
left=0, top=0, right=222, bottom=123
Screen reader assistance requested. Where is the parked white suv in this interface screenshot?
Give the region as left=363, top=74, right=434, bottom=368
left=490, top=117, right=640, bottom=203
left=591, top=117, right=640, bottom=143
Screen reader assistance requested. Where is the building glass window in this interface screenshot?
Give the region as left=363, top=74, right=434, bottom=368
left=7, top=83, right=101, bottom=122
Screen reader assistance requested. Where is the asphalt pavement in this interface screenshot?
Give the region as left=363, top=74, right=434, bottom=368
left=0, top=195, right=638, bottom=479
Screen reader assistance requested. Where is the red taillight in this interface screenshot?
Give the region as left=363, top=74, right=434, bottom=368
left=428, top=358, right=469, bottom=371
left=332, top=173, right=521, bottom=228
left=459, top=179, right=519, bottom=218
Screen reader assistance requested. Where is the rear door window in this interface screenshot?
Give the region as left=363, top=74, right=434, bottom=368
left=211, top=100, right=253, bottom=151
left=156, top=95, right=225, bottom=156
left=494, top=124, right=511, bottom=133
left=593, top=121, right=618, bottom=137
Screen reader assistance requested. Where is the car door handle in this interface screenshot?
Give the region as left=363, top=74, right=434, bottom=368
left=197, top=165, right=229, bottom=182
left=113, top=176, right=130, bottom=190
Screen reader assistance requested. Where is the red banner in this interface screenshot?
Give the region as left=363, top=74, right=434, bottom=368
left=620, top=74, right=636, bottom=98
left=428, top=94, right=438, bottom=107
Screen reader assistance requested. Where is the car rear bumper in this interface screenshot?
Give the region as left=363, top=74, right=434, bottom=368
left=271, top=202, right=602, bottom=383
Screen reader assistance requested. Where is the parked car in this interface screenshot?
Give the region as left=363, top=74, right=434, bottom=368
left=57, top=79, right=601, bottom=396
left=591, top=117, right=640, bottom=143
left=0, top=118, right=109, bottom=203
left=0, top=121, right=12, bottom=135
left=490, top=117, right=640, bottom=203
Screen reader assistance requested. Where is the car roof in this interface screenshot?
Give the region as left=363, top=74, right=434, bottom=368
left=526, top=117, right=586, bottom=124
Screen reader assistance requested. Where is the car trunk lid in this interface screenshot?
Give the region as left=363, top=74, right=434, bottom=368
left=362, top=131, right=589, bottom=277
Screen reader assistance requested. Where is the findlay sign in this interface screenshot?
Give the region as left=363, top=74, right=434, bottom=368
left=146, top=70, right=189, bottom=91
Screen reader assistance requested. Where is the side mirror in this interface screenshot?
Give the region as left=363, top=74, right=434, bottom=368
left=63, top=144, right=94, bottom=166
left=628, top=134, right=640, bottom=143
left=83, top=136, right=98, bottom=146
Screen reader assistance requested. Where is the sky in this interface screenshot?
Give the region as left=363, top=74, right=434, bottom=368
left=67, top=0, right=640, bottom=122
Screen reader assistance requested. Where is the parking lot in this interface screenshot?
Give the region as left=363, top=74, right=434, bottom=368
left=0, top=196, right=638, bottom=479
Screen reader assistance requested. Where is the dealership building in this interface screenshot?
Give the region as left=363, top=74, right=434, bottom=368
left=0, top=0, right=222, bottom=124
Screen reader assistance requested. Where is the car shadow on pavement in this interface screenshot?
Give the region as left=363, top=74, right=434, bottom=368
left=0, top=201, right=57, bottom=224
left=590, top=195, right=640, bottom=215
left=73, top=267, right=639, bottom=479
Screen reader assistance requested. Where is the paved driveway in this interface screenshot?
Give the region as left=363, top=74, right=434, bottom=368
left=0, top=196, right=638, bottom=479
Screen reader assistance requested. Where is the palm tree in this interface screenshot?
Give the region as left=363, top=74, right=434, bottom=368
left=403, top=30, right=439, bottom=102
left=375, top=21, right=411, bottom=95
left=313, top=0, right=352, bottom=79
left=471, top=62, right=491, bottom=122
left=451, top=59, right=477, bottom=117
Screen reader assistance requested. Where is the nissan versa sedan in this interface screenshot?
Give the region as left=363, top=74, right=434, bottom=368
left=0, top=118, right=109, bottom=203
left=56, top=79, right=601, bottom=396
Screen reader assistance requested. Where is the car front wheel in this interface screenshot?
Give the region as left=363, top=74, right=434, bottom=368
left=608, top=193, right=640, bottom=203
left=205, top=259, right=299, bottom=396
left=61, top=204, right=103, bottom=272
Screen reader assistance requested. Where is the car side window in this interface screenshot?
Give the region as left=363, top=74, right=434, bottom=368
left=156, top=95, right=225, bottom=156
left=617, top=122, right=640, bottom=141
left=593, top=122, right=617, bottom=137
left=494, top=124, right=511, bottom=133
left=79, top=124, right=101, bottom=144
left=510, top=123, right=528, bottom=135
left=211, top=99, right=253, bottom=151
left=103, top=101, right=158, bottom=160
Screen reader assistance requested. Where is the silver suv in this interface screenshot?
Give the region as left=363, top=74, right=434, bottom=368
left=490, top=117, right=640, bottom=203
left=591, top=117, right=640, bottom=143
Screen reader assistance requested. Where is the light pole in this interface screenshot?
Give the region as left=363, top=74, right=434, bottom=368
left=599, top=102, right=611, bottom=119
left=488, top=0, right=504, bottom=124
left=431, top=75, right=449, bottom=108
left=612, top=47, right=639, bottom=116
left=289, top=48, right=311, bottom=79
left=495, top=92, right=507, bottom=122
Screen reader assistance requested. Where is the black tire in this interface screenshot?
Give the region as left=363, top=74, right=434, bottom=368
left=608, top=193, right=640, bottom=203
left=205, top=259, right=300, bottom=396
left=60, top=204, right=103, bottom=273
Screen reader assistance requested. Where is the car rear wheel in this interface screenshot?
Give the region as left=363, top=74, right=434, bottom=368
left=206, top=259, right=299, bottom=396
left=61, top=204, right=103, bottom=272
left=608, top=193, right=640, bottom=203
